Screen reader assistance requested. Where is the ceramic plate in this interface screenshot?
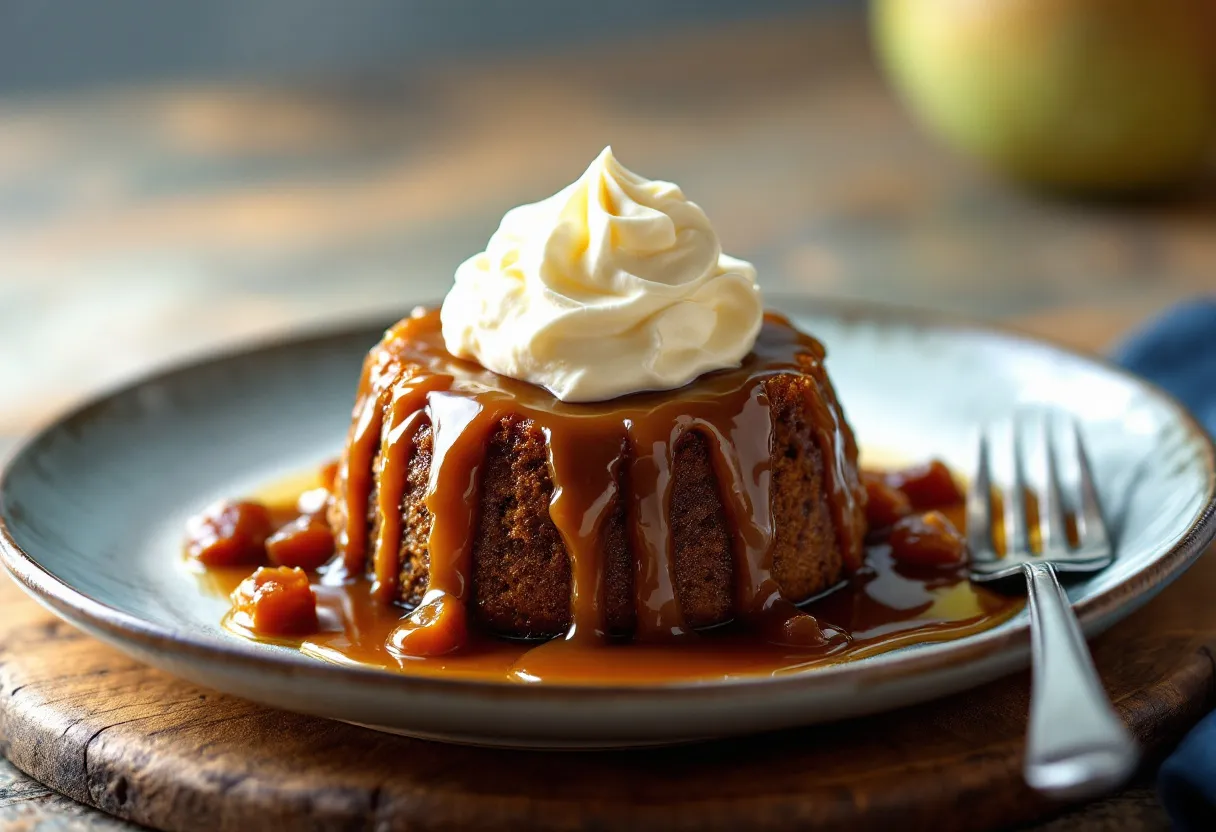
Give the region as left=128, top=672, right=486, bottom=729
left=3, top=296, right=1214, bottom=748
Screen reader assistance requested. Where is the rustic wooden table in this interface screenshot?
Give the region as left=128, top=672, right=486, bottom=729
left=0, top=9, right=1212, bottom=830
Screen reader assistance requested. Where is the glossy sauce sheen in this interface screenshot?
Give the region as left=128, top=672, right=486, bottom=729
left=202, top=490, right=1022, bottom=684
left=191, top=308, right=1027, bottom=683
left=330, top=308, right=869, bottom=646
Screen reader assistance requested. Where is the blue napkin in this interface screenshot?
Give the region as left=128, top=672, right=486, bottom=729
left=1114, top=298, right=1216, bottom=434
left=1112, top=297, right=1216, bottom=831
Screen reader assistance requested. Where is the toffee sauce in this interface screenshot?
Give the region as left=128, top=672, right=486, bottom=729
left=189, top=308, right=1024, bottom=684
left=198, top=488, right=1021, bottom=684
left=329, top=308, right=869, bottom=649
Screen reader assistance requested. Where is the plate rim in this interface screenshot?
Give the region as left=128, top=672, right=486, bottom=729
left=2, top=295, right=1215, bottom=706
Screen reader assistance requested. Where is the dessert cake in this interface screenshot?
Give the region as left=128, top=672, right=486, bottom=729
left=327, top=307, right=866, bottom=644
left=185, top=147, right=990, bottom=677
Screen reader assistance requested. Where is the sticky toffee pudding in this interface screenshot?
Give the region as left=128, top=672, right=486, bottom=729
left=182, top=148, right=1023, bottom=684
left=184, top=308, right=1022, bottom=684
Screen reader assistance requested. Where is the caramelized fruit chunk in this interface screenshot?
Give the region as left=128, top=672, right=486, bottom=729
left=772, top=612, right=829, bottom=647
left=884, top=460, right=963, bottom=509
left=230, top=567, right=318, bottom=636
left=185, top=500, right=272, bottom=567
left=862, top=472, right=913, bottom=529
left=756, top=595, right=832, bottom=647
left=387, top=593, right=468, bottom=658
left=266, top=517, right=336, bottom=571
left=889, top=511, right=968, bottom=568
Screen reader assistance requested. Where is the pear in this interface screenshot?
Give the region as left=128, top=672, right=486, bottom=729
left=872, top=0, right=1216, bottom=192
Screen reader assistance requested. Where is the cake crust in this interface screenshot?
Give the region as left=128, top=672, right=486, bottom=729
left=329, top=309, right=867, bottom=643
left=347, top=373, right=847, bottom=640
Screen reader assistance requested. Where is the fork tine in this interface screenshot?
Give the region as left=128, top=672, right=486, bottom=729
left=1071, top=419, right=1110, bottom=554
left=1039, top=414, right=1069, bottom=555
left=1004, top=415, right=1031, bottom=556
left=966, top=427, right=996, bottom=560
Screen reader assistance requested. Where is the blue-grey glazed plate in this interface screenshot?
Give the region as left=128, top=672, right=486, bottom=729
left=2, top=296, right=1214, bottom=748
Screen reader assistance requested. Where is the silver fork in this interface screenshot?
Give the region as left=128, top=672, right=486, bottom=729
left=968, top=414, right=1138, bottom=800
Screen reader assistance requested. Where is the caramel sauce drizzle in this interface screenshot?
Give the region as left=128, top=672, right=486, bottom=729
left=202, top=461, right=1024, bottom=685
left=205, top=516, right=1023, bottom=685
left=332, top=308, right=865, bottom=649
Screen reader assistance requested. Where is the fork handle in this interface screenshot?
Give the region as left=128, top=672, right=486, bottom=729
left=1022, top=561, right=1138, bottom=799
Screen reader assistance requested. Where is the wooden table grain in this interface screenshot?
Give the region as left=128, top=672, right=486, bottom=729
left=0, top=8, right=1210, bottom=830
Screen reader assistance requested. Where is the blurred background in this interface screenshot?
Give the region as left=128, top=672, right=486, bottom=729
left=1, top=0, right=1213, bottom=445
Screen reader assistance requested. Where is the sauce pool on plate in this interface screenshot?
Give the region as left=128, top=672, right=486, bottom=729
left=187, top=462, right=1023, bottom=685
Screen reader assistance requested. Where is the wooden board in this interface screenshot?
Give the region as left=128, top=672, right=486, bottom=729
left=1, top=550, right=1213, bottom=832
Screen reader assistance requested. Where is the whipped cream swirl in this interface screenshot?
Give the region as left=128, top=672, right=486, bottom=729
left=440, top=147, right=763, bottom=403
